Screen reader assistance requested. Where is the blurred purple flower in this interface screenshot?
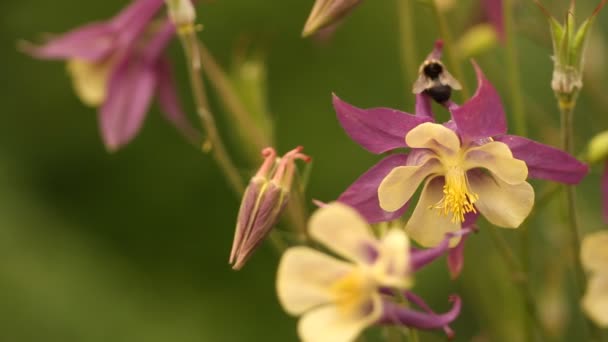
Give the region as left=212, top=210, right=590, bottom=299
left=23, top=0, right=199, bottom=151
left=482, top=0, right=505, bottom=42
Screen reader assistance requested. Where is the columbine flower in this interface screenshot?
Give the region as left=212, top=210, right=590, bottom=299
left=277, top=202, right=463, bottom=342
left=581, top=231, right=608, bottom=327
left=334, top=61, right=588, bottom=247
left=302, top=0, right=362, bottom=37
left=22, top=0, right=198, bottom=151
left=230, top=147, right=311, bottom=270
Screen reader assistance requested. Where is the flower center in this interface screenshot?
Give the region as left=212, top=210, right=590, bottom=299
left=432, top=166, right=478, bottom=223
left=330, top=269, right=373, bottom=317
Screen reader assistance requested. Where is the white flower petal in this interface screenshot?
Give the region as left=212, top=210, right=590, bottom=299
left=464, top=141, right=528, bottom=185
left=378, top=160, right=441, bottom=212
left=309, top=203, right=378, bottom=264
left=468, top=172, right=534, bottom=228
left=583, top=273, right=608, bottom=328
left=581, top=231, right=608, bottom=273
left=405, top=122, right=461, bottom=156
left=373, top=228, right=412, bottom=288
left=298, top=295, right=382, bottom=342
left=405, top=177, right=462, bottom=247
left=277, top=247, right=353, bottom=315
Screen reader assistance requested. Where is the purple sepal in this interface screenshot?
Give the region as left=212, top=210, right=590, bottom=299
left=482, top=0, right=505, bottom=42
left=449, top=61, right=507, bottom=141
left=338, top=154, right=409, bottom=223
left=415, top=93, right=435, bottom=119
left=495, top=135, right=589, bottom=184
left=378, top=295, right=461, bottom=332
left=602, top=163, right=608, bottom=223
left=333, top=94, right=431, bottom=154
left=447, top=234, right=468, bottom=279
left=410, top=227, right=475, bottom=271
left=405, top=292, right=454, bottom=338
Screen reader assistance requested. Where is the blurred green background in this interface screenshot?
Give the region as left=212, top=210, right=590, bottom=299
left=1, top=0, right=607, bottom=341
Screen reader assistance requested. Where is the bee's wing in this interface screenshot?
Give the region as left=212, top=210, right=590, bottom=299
left=412, top=75, right=434, bottom=94
left=439, top=70, right=462, bottom=90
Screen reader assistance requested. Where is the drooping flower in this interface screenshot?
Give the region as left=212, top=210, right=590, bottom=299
left=581, top=231, right=608, bottom=327
left=230, top=147, right=311, bottom=270
left=276, top=202, right=463, bottom=342
left=334, top=59, right=588, bottom=247
left=22, top=0, right=198, bottom=151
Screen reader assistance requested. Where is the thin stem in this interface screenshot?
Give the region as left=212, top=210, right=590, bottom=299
left=177, top=31, right=245, bottom=195
left=487, top=227, right=553, bottom=342
left=396, top=0, right=418, bottom=94
left=503, top=0, right=527, bottom=136
left=428, top=0, right=470, bottom=100
left=557, top=94, right=601, bottom=341
left=407, top=328, right=420, bottom=342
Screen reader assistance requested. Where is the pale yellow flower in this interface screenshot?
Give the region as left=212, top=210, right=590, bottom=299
left=581, top=231, right=608, bottom=327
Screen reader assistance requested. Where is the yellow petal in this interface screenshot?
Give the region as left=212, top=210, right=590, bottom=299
left=405, top=177, right=462, bottom=247
left=464, top=142, right=528, bottom=185
left=582, top=273, right=608, bottom=328
left=378, top=160, right=441, bottom=212
left=298, top=295, right=382, bottom=342
left=66, top=58, right=112, bottom=107
left=277, top=247, right=353, bottom=315
left=309, top=203, right=377, bottom=264
left=581, top=231, right=608, bottom=273
left=468, top=172, right=534, bottom=228
left=373, top=228, right=413, bottom=288
left=405, top=122, right=461, bottom=156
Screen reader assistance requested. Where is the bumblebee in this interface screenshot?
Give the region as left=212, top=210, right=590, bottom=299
left=412, top=59, right=462, bottom=103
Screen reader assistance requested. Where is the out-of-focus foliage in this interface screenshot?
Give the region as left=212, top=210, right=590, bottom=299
left=0, top=0, right=607, bottom=341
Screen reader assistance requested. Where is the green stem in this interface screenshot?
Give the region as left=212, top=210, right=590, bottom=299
left=396, top=0, right=418, bottom=94
left=557, top=93, right=601, bottom=341
left=428, top=1, right=469, bottom=100
left=503, top=0, right=527, bottom=136
left=177, top=31, right=245, bottom=196
left=487, top=227, right=553, bottom=342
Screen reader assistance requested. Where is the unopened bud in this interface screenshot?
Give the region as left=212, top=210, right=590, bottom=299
left=456, top=24, right=498, bottom=60
left=229, top=147, right=311, bottom=270
left=165, top=0, right=196, bottom=31
left=302, top=0, right=362, bottom=37
left=588, top=130, right=608, bottom=164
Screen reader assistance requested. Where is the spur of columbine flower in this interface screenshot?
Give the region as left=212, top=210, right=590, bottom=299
left=230, top=146, right=311, bottom=270
left=22, top=0, right=198, bottom=151
left=277, top=202, right=465, bottom=342
left=334, top=60, right=588, bottom=247
left=581, top=231, right=608, bottom=327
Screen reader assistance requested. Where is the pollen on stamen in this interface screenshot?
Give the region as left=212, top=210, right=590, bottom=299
left=430, top=168, right=479, bottom=223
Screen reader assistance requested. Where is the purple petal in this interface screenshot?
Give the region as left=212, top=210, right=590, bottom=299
left=482, top=0, right=505, bottom=42
left=156, top=58, right=201, bottom=145
left=405, top=292, right=454, bottom=338
left=410, top=227, right=475, bottom=271
left=100, top=56, right=157, bottom=151
left=447, top=234, right=468, bottom=279
left=602, top=163, right=608, bottom=223
left=415, top=93, right=435, bottom=119
left=379, top=295, right=461, bottom=331
left=22, top=23, right=117, bottom=61
left=140, top=21, right=176, bottom=63
left=495, top=135, right=589, bottom=184
left=111, top=0, right=165, bottom=47
left=333, top=94, right=430, bottom=154
left=425, top=40, right=444, bottom=60
left=338, top=154, right=409, bottom=223
left=449, top=61, right=507, bottom=140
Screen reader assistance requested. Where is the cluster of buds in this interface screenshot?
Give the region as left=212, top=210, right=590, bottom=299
left=229, top=147, right=311, bottom=270
left=535, top=0, right=606, bottom=107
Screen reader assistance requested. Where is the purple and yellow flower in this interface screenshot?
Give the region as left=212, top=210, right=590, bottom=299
left=230, top=146, right=311, bottom=270
left=581, top=231, right=608, bottom=327
left=23, top=0, right=198, bottom=151
left=277, top=202, right=463, bottom=342
left=334, top=62, right=588, bottom=247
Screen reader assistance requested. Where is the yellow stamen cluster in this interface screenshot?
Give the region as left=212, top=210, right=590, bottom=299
left=330, top=269, right=373, bottom=317
left=432, top=167, right=478, bottom=223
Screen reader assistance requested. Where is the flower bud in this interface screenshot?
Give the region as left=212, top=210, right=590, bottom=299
left=165, top=0, right=196, bottom=32
left=456, top=24, right=499, bottom=60
left=535, top=0, right=606, bottom=98
left=229, top=147, right=311, bottom=270
left=588, top=130, right=608, bottom=164
left=302, top=0, right=362, bottom=37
